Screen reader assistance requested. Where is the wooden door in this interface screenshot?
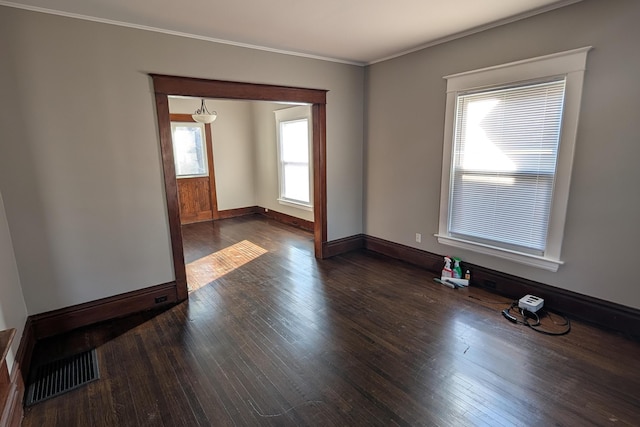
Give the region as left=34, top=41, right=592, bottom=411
left=170, top=114, right=218, bottom=224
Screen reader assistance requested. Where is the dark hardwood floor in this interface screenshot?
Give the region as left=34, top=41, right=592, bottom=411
left=22, top=215, right=640, bottom=426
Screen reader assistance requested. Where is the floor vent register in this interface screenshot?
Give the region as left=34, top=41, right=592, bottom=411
left=26, top=348, right=100, bottom=406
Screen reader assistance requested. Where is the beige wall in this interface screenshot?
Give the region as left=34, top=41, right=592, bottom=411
left=169, top=98, right=314, bottom=221
left=0, top=7, right=364, bottom=314
left=0, top=192, right=28, bottom=371
left=168, top=97, right=256, bottom=210
left=365, top=0, right=640, bottom=309
left=253, top=102, right=315, bottom=222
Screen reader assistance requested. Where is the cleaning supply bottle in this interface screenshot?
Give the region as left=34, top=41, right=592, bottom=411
left=452, top=257, right=462, bottom=279
left=464, top=269, right=471, bottom=281
left=442, top=257, right=453, bottom=278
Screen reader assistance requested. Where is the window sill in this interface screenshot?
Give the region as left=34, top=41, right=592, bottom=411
left=277, top=199, right=313, bottom=211
left=435, top=234, right=563, bottom=272
left=177, top=174, right=208, bottom=179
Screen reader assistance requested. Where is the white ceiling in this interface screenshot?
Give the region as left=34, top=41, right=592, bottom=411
left=1, top=0, right=581, bottom=65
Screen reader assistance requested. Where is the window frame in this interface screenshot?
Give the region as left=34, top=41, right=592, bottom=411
left=436, top=47, right=591, bottom=272
left=274, top=105, right=313, bottom=210
left=170, top=121, right=209, bottom=179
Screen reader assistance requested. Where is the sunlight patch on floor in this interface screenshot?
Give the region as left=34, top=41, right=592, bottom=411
left=187, top=240, right=268, bottom=292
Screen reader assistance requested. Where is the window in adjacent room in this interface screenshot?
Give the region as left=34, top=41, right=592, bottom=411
left=436, top=47, right=591, bottom=271
left=171, top=122, right=208, bottom=178
left=274, top=106, right=313, bottom=210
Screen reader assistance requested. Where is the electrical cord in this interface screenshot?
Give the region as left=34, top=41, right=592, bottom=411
left=502, top=301, right=571, bottom=336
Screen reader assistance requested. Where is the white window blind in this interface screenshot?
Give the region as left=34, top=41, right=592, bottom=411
left=171, top=122, right=208, bottom=178
left=280, top=118, right=311, bottom=204
left=449, top=78, right=566, bottom=255
left=274, top=105, right=313, bottom=210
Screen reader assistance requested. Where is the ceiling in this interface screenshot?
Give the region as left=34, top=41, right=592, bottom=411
left=1, top=0, right=581, bottom=65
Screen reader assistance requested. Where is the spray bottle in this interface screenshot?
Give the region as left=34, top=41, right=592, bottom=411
left=452, top=257, right=462, bottom=279
left=442, top=256, right=453, bottom=278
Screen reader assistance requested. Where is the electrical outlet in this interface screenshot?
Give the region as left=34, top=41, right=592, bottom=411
left=415, top=233, right=422, bottom=243
left=484, top=279, right=497, bottom=289
left=155, top=295, right=168, bottom=304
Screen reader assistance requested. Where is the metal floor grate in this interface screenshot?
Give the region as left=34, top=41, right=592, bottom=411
left=26, top=348, right=100, bottom=406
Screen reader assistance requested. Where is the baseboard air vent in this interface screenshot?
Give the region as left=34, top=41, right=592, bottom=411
left=25, top=348, right=100, bottom=406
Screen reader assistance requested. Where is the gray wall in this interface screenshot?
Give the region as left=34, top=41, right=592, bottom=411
left=365, top=0, right=640, bottom=309
left=0, top=7, right=364, bottom=314
left=169, top=97, right=314, bottom=221
left=168, top=97, right=257, bottom=211
left=253, top=102, right=315, bottom=222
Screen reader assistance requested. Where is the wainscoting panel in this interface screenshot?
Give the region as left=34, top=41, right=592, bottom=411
left=177, top=177, right=213, bottom=224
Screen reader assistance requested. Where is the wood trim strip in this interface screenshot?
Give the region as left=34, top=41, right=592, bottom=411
left=151, top=74, right=327, bottom=104
left=204, top=120, right=219, bottom=220
left=15, top=318, right=34, bottom=386
left=312, top=103, right=327, bottom=258
left=363, top=235, right=640, bottom=339
left=0, top=331, right=20, bottom=422
left=170, top=113, right=196, bottom=123
left=364, top=235, right=443, bottom=272
left=259, top=208, right=314, bottom=232
left=0, top=329, right=16, bottom=427
left=29, top=282, right=178, bottom=340
left=154, top=95, right=188, bottom=301
left=2, top=365, right=23, bottom=427
left=217, top=206, right=261, bottom=219
left=323, top=234, right=365, bottom=258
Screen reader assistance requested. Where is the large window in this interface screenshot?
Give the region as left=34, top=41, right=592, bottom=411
left=275, top=106, right=313, bottom=209
left=171, top=122, right=208, bottom=178
left=437, top=47, right=591, bottom=271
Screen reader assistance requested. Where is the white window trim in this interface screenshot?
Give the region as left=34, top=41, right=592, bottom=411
left=276, top=198, right=313, bottom=211
left=274, top=106, right=313, bottom=209
left=436, top=47, right=591, bottom=272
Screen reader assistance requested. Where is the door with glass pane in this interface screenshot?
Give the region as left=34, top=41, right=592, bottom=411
left=170, top=115, right=218, bottom=224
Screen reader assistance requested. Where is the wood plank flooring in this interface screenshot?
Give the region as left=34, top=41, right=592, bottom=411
left=22, top=215, right=640, bottom=426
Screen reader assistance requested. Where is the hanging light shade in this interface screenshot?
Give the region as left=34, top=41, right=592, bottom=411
left=192, top=99, right=217, bottom=124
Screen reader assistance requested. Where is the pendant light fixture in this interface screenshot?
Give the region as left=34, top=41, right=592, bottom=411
left=192, top=98, right=217, bottom=124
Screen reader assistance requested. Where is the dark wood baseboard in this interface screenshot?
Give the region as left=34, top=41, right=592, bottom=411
left=216, top=206, right=314, bottom=233
left=324, top=234, right=365, bottom=257
left=180, top=211, right=214, bottom=225
left=12, top=282, right=178, bottom=411
left=217, top=206, right=261, bottom=220
left=468, top=264, right=640, bottom=339
left=258, top=207, right=314, bottom=232
left=29, top=282, right=178, bottom=340
left=364, top=235, right=443, bottom=273
left=363, top=235, right=640, bottom=339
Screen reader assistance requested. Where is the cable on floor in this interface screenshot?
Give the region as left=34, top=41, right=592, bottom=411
left=501, top=301, right=571, bottom=336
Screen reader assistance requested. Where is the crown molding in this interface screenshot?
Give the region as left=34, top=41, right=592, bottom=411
left=0, top=1, right=365, bottom=66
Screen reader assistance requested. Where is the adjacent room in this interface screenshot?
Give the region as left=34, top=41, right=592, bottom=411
left=166, top=95, right=318, bottom=291
left=1, top=0, right=639, bottom=425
